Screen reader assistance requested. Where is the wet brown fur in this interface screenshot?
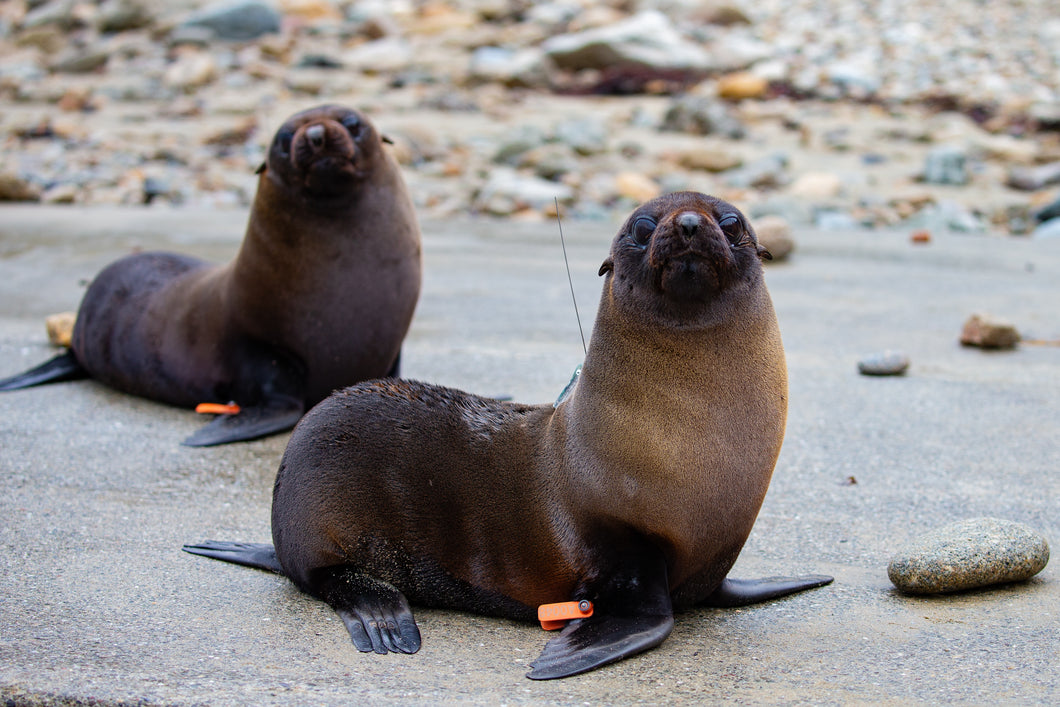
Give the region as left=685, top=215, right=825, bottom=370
left=69, top=104, right=422, bottom=411
left=272, top=192, right=785, bottom=615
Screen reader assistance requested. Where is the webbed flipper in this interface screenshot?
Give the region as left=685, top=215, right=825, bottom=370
left=0, top=351, right=87, bottom=391
left=314, top=566, right=421, bottom=655
left=527, top=613, right=673, bottom=680
left=528, top=551, right=673, bottom=680
left=182, top=540, right=283, bottom=574
left=702, top=575, right=834, bottom=608
left=182, top=395, right=304, bottom=447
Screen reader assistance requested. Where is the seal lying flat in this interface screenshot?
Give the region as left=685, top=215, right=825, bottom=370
left=185, top=192, right=832, bottom=678
left=0, top=105, right=422, bottom=446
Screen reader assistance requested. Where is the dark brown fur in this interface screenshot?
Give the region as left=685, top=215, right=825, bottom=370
left=4, top=105, right=422, bottom=444
left=188, top=192, right=829, bottom=678
left=274, top=193, right=786, bottom=611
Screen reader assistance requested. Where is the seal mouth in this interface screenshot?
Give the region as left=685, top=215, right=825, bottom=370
left=649, top=211, right=738, bottom=299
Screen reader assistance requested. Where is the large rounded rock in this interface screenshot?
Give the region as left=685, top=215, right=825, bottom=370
left=179, top=0, right=281, bottom=41
left=888, top=518, right=1050, bottom=595
left=542, top=11, right=718, bottom=73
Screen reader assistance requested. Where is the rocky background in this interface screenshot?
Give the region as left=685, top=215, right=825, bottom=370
left=2, top=0, right=1060, bottom=238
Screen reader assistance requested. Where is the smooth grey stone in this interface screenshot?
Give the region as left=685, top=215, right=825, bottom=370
left=180, top=0, right=280, bottom=41
left=1032, top=217, right=1060, bottom=240
left=659, top=96, right=747, bottom=139
left=858, top=350, right=910, bottom=376
left=889, top=518, right=1050, bottom=595
left=921, top=145, right=969, bottom=186
left=542, top=10, right=718, bottom=72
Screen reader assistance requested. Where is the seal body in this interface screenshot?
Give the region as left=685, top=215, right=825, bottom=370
left=1, top=105, right=422, bottom=446
left=186, top=192, right=831, bottom=676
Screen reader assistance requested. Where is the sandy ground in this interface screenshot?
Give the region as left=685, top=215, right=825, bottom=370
left=0, top=205, right=1057, bottom=705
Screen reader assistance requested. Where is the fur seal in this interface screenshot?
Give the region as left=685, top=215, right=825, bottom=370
left=184, top=192, right=832, bottom=677
left=0, top=104, right=422, bottom=446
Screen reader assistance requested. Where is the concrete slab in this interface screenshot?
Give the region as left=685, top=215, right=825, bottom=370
left=0, top=205, right=1057, bottom=705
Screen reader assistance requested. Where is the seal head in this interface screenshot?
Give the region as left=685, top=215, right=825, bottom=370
left=599, top=191, right=772, bottom=326
left=265, top=106, right=383, bottom=199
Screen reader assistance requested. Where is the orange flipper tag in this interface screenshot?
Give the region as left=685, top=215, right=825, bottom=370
left=538, top=600, right=593, bottom=630
left=195, top=402, right=241, bottom=415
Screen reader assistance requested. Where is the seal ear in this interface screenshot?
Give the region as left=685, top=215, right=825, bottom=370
left=598, top=259, right=614, bottom=276
left=255, top=162, right=267, bottom=175
left=381, top=135, right=395, bottom=145
left=756, top=244, right=773, bottom=261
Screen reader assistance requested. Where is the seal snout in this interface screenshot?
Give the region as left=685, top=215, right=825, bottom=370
left=677, top=211, right=702, bottom=238
left=306, top=123, right=327, bottom=150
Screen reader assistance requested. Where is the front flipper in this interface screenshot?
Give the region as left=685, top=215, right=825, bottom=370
left=702, top=575, right=834, bottom=608
left=183, top=395, right=304, bottom=447
left=182, top=540, right=283, bottom=574
left=0, top=351, right=87, bottom=391
left=528, top=550, right=673, bottom=680
left=314, top=566, right=421, bottom=656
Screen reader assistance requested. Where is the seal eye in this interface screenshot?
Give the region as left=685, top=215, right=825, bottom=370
left=341, top=114, right=363, bottom=137
left=630, top=216, right=656, bottom=246
left=276, top=129, right=294, bottom=156
left=718, top=213, right=741, bottom=242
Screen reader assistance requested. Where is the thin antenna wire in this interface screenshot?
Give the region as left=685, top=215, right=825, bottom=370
left=555, top=197, right=587, bottom=355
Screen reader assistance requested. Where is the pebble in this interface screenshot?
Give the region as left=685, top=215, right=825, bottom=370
left=180, top=0, right=282, bottom=42
left=959, top=313, right=1020, bottom=350
left=857, top=350, right=910, bottom=376
left=542, top=11, right=717, bottom=73
left=659, top=97, right=746, bottom=139
left=468, top=46, right=548, bottom=88
left=164, top=49, right=218, bottom=91
left=97, top=0, right=152, bottom=33
left=51, top=45, right=111, bottom=73
left=788, top=172, right=843, bottom=200
left=888, top=518, right=1050, bottom=595
left=677, top=148, right=742, bottom=173
left=1032, top=218, right=1060, bottom=240
left=920, top=145, right=970, bottom=186
left=752, top=214, right=794, bottom=261
left=614, top=172, right=660, bottom=202
left=725, top=153, right=789, bottom=190
left=1006, top=161, right=1060, bottom=191
left=716, top=72, right=769, bottom=101
left=553, top=118, right=608, bottom=157
left=474, top=168, right=573, bottom=216
left=1034, top=197, right=1060, bottom=224
left=45, top=312, right=76, bottom=347
left=0, top=173, right=41, bottom=202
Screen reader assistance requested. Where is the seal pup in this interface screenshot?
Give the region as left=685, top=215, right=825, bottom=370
left=0, top=105, right=422, bottom=446
left=185, top=192, right=832, bottom=678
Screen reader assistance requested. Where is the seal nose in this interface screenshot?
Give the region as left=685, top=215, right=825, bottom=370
left=306, top=123, right=326, bottom=150
left=677, top=212, right=701, bottom=238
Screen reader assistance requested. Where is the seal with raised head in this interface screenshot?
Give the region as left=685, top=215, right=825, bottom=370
left=184, top=191, right=832, bottom=677
left=0, top=104, right=422, bottom=446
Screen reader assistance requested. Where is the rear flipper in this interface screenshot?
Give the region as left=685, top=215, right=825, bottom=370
left=182, top=540, right=283, bottom=574
left=0, top=351, right=87, bottom=391
left=527, top=613, right=674, bottom=680
left=702, top=575, right=834, bottom=608
left=528, top=551, right=673, bottom=680
left=183, top=395, right=304, bottom=447
left=313, top=566, right=421, bottom=655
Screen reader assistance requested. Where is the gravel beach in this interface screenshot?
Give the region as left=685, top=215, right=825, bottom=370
left=2, top=0, right=1059, bottom=235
